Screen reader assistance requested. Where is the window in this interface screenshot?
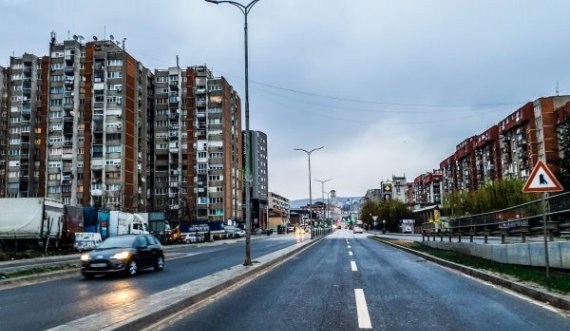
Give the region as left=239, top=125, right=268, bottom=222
left=107, top=59, right=123, bottom=66
left=106, top=145, right=122, bottom=153
left=107, top=71, right=122, bottom=79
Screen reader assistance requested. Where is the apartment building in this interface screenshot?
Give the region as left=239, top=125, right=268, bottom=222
left=4, top=53, right=44, bottom=198
left=438, top=96, right=570, bottom=197
left=391, top=175, right=407, bottom=202
left=474, top=125, right=500, bottom=188
left=184, top=66, right=243, bottom=224
left=413, top=170, right=442, bottom=206
left=248, top=130, right=268, bottom=227
left=0, top=65, right=8, bottom=197
left=268, top=192, right=289, bottom=221
left=0, top=36, right=248, bottom=222
left=0, top=35, right=154, bottom=209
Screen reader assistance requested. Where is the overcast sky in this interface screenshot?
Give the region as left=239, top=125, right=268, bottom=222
left=2, top=0, right=570, bottom=200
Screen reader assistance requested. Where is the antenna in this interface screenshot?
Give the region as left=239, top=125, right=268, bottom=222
left=110, top=34, right=114, bottom=41
left=73, top=35, right=78, bottom=41
left=122, top=38, right=127, bottom=50
left=556, top=81, right=560, bottom=96
left=93, top=36, right=98, bottom=41
left=176, top=55, right=179, bottom=68
left=104, top=25, right=106, bottom=40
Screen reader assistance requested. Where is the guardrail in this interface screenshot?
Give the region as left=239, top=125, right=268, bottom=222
left=421, top=191, right=570, bottom=243
left=311, top=227, right=332, bottom=239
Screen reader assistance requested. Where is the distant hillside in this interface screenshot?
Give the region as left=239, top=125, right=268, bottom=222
left=290, top=197, right=361, bottom=209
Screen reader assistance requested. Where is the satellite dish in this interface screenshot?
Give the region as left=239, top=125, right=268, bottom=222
left=93, top=36, right=98, bottom=41
left=110, top=34, right=114, bottom=41
left=73, top=35, right=78, bottom=41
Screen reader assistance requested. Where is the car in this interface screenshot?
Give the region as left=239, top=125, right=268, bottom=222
left=353, top=226, right=364, bottom=234
left=224, top=225, right=246, bottom=238
left=80, top=234, right=164, bottom=279
left=337, top=225, right=341, bottom=229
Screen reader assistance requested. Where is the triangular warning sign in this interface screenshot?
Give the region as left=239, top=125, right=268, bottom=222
left=522, top=160, right=563, bottom=193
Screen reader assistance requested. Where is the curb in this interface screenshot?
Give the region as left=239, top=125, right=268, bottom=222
left=372, top=237, right=570, bottom=311
left=48, top=234, right=329, bottom=331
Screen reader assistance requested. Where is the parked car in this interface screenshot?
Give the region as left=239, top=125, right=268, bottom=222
left=80, top=234, right=164, bottom=278
left=353, top=226, right=364, bottom=234
left=224, top=226, right=246, bottom=238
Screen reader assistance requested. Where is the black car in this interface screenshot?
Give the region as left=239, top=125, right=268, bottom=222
left=80, top=234, right=164, bottom=278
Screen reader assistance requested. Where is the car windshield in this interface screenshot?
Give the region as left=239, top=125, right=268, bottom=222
left=96, top=236, right=135, bottom=249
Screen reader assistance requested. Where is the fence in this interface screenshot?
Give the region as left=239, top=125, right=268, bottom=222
left=421, top=191, right=570, bottom=243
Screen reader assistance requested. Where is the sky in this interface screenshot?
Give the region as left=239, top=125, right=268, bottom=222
left=2, top=0, right=570, bottom=200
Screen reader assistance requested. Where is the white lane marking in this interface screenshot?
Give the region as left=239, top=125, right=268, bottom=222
left=351, top=260, right=358, bottom=272
left=354, top=289, right=372, bottom=329
left=347, top=245, right=351, bottom=249
left=348, top=251, right=353, bottom=256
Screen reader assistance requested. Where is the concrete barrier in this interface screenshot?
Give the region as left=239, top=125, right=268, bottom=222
left=421, top=240, right=570, bottom=269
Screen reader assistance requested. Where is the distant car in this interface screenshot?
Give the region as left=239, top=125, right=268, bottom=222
left=80, top=234, right=164, bottom=279
left=225, top=226, right=246, bottom=238
left=286, top=226, right=295, bottom=233
left=403, top=226, right=412, bottom=233
left=353, top=227, right=364, bottom=234
left=337, top=225, right=341, bottom=229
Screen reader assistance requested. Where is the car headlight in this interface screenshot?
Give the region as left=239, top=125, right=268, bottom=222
left=111, top=251, right=131, bottom=260
left=80, top=254, right=91, bottom=262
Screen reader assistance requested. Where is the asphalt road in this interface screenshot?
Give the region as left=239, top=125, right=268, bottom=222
left=159, top=229, right=570, bottom=331
left=0, top=234, right=305, bottom=331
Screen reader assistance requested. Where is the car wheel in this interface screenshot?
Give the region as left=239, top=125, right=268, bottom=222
left=127, top=259, right=138, bottom=276
left=154, top=256, right=165, bottom=271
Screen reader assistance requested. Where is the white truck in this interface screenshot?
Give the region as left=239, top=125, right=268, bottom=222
left=0, top=198, right=65, bottom=248
left=108, top=211, right=149, bottom=237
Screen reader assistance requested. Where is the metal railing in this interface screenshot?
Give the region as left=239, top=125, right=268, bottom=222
left=421, top=192, right=570, bottom=243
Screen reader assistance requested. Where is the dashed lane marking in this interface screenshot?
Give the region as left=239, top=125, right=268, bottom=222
left=348, top=251, right=353, bottom=256
left=354, top=289, right=372, bottom=329
left=351, top=261, right=358, bottom=272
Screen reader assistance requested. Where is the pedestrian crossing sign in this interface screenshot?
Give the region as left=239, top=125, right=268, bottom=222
left=522, top=160, right=563, bottom=193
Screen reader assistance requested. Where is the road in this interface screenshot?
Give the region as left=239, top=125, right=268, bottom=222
left=0, top=234, right=305, bottom=331
left=158, top=229, right=570, bottom=331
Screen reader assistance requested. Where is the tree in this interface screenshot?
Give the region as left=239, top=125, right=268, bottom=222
left=441, top=179, right=538, bottom=217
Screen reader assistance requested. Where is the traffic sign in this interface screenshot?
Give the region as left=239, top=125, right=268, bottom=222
left=522, top=160, right=563, bottom=193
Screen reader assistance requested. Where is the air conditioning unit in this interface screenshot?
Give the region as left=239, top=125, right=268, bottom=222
left=116, top=115, right=122, bottom=118
left=115, top=164, right=120, bottom=168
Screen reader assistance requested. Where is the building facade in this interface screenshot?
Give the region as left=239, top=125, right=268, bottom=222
left=438, top=96, right=570, bottom=198
left=248, top=130, right=268, bottom=228
left=184, top=66, right=243, bottom=224
left=0, top=35, right=245, bottom=224
left=0, top=65, right=8, bottom=197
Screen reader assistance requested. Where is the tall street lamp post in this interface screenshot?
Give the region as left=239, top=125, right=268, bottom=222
left=294, top=146, right=324, bottom=226
left=205, top=0, right=259, bottom=266
left=314, top=178, right=332, bottom=226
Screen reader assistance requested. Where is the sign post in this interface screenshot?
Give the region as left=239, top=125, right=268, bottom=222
left=522, top=160, right=563, bottom=279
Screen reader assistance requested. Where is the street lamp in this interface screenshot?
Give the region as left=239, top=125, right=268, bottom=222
left=314, top=178, right=332, bottom=226
left=382, top=219, right=386, bottom=234
left=206, top=0, right=260, bottom=266
left=294, top=146, right=324, bottom=226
